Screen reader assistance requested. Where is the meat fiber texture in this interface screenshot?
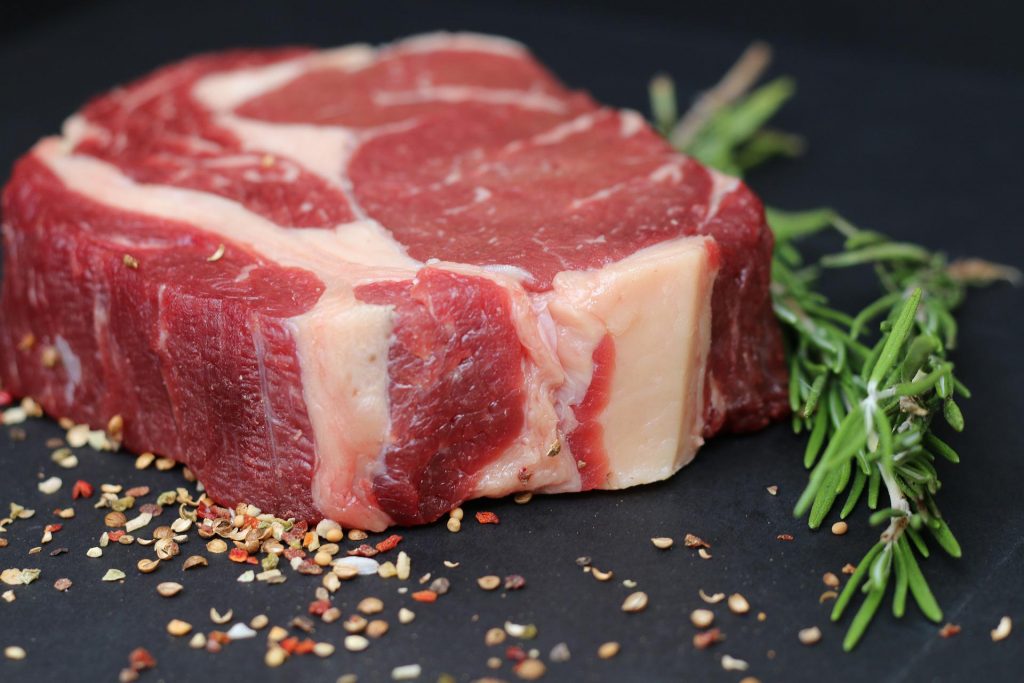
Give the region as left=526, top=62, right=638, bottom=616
left=0, top=33, right=788, bottom=530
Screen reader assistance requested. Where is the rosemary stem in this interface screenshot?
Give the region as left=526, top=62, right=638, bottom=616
left=879, top=463, right=911, bottom=544
left=668, top=41, right=772, bottom=150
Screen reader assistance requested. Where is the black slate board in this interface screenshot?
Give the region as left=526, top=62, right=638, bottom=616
left=1, top=2, right=1022, bottom=682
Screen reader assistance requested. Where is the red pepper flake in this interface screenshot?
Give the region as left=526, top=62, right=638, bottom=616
left=281, top=521, right=308, bottom=545
left=107, top=530, right=125, bottom=542
left=504, top=574, right=526, bottom=590
left=476, top=511, right=500, bottom=525
left=280, top=636, right=299, bottom=654
left=44, top=523, right=63, bottom=534
left=295, top=560, right=323, bottom=576
left=777, top=533, right=795, bottom=542
left=283, top=547, right=307, bottom=561
left=294, top=639, right=316, bottom=655
left=939, top=623, right=961, bottom=638
left=411, top=590, right=438, bottom=603
left=693, top=628, right=723, bottom=650
left=0, top=390, right=11, bottom=407
left=308, top=599, right=331, bottom=616
left=243, top=516, right=259, bottom=529
left=683, top=533, right=710, bottom=549
left=128, top=647, right=156, bottom=672
left=228, top=548, right=249, bottom=563
left=71, top=480, right=94, bottom=499
left=375, top=534, right=403, bottom=553
left=290, top=616, right=315, bottom=633
left=505, top=645, right=527, bottom=662
left=209, top=631, right=231, bottom=646
left=347, top=544, right=379, bottom=558
left=196, top=501, right=231, bottom=520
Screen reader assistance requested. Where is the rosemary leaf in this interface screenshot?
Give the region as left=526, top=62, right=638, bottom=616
left=892, top=537, right=910, bottom=617
left=901, top=543, right=943, bottom=622
left=843, top=582, right=887, bottom=652
left=832, top=541, right=885, bottom=621
left=928, top=518, right=963, bottom=558
left=868, top=289, right=922, bottom=387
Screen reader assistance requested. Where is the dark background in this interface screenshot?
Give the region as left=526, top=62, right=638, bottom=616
left=0, top=1, right=1022, bottom=682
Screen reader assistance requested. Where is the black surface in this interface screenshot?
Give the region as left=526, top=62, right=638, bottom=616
left=1, top=2, right=1022, bottom=682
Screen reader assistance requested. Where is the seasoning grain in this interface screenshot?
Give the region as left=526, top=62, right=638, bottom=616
left=690, top=609, right=715, bottom=629
left=183, top=555, right=207, bottom=571
left=831, top=521, right=848, bottom=536
left=597, top=641, right=620, bottom=659
left=166, top=619, right=192, bottom=636
left=728, top=593, right=750, bottom=614
left=651, top=537, right=674, bottom=549
left=210, top=608, right=233, bottom=625
left=721, top=655, right=749, bottom=672
left=550, top=642, right=571, bottom=663
left=391, top=664, right=421, bottom=681
left=4, top=646, right=26, bottom=660
left=265, top=647, right=287, bottom=667
left=621, top=591, right=648, bottom=613
left=104, top=511, right=127, bottom=528
left=798, top=626, right=822, bottom=645
left=991, top=616, right=1012, bottom=642
left=477, top=575, right=501, bottom=591
left=344, top=635, right=369, bottom=652
left=136, top=559, right=160, bottom=574
left=366, top=620, right=389, bottom=639
left=516, top=659, right=546, bottom=680
left=156, top=582, right=182, bottom=597
left=206, top=539, right=228, bottom=554
left=207, top=244, right=226, bottom=262
left=357, top=597, right=383, bottom=615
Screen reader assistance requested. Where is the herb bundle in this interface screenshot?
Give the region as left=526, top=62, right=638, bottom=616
left=650, top=44, right=1019, bottom=650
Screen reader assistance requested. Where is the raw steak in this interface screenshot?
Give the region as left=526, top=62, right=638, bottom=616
left=0, top=33, right=787, bottom=530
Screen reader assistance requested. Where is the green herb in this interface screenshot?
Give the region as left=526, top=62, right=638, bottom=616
left=650, top=46, right=1019, bottom=650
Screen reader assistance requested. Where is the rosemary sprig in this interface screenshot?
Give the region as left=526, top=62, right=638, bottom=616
left=650, top=47, right=1019, bottom=650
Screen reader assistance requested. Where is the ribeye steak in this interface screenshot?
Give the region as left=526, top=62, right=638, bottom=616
left=0, top=33, right=788, bottom=529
